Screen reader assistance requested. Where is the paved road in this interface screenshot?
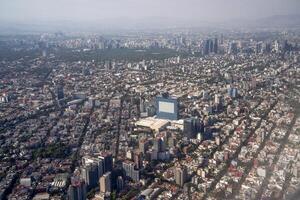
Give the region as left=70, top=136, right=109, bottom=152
left=225, top=122, right=277, bottom=199
left=203, top=100, right=277, bottom=200
left=255, top=114, right=297, bottom=200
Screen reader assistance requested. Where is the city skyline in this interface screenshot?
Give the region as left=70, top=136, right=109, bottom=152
left=0, top=1, right=300, bottom=200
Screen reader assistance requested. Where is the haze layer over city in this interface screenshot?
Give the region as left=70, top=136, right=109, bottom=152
left=0, top=1, right=300, bottom=200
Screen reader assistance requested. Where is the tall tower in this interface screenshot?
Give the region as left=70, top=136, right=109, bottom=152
left=99, top=152, right=113, bottom=173
left=56, top=84, right=64, bottom=100
left=183, top=118, right=201, bottom=139
left=274, top=40, right=280, bottom=53
left=213, top=38, right=218, bottom=54
left=203, top=39, right=210, bottom=55
left=175, top=167, right=188, bottom=187
left=68, top=176, right=87, bottom=200
left=153, top=137, right=165, bottom=152
left=99, top=172, right=111, bottom=193
left=116, top=176, right=124, bottom=192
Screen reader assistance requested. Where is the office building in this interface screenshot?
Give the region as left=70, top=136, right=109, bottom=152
left=256, top=42, right=263, bottom=54
left=99, top=153, right=113, bottom=173
left=153, top=137, right=165, bottom=152
left=203, top=39, right=210, bottom=55
left=156, top=93, right=179, bottom=120
left=209, top=39, right=214, bottom=54
left=56, top=84, right=64, bottom=100
left=274, top=40, right=280, bottom=53
left=82, top=156, right=104, bottom=179
left=134, top=152, right=143, bottom=169
left=81, top=163, right=98, bottom=189
left=139, top=138, right=148, bottom=154
left=175, top=167, right=188, bottom=187
left=183, top=118, right=202, bottom=139
left=99, top=172, right=111, bottom=193
left=228, top=87, right=238, bottom=98
left=265, top=43, right=272, bottom=53
left=228, top=42, right=238, bottom=54
left=203, top=38, right=218, bottom=55
left=213, top=38, right=218, bottom=54
left=214, top=94, right=222, bottom=105
left=139, top=97, right=146, bottom=113
left=147, top=105, right=156, bottom=117
left=68, top=176, right=87, bottom=200
left=122, top=161, right=140, bottom=182
left=116, top=176, right=124, bottom=192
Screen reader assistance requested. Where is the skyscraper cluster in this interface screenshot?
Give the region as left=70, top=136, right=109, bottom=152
left=203, top=38, right=218, bottom=55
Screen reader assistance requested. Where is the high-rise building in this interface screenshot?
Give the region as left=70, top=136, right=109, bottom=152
left=175, top=167, right=188, bottom=187
left=82, top=156, right=104, bottom=179
left=99, top=153, right=113, bottom=173
left=274, top=40, right=280, bottom=53
left=203, top=39, right=210, bottom=55
left=139, top=138, right=148, bottom=154
left=68, top=176, right=87, bottom=200
left=42, top=49, right=47, bottom=57
left=153, top=137, right=165, bottom=152
left=203, top=38, right=218, bottom=55
left=228, top=42, right=238, bottom=55
left=256, top=42, right=263, bottom=54
left=176, top=56, right=181, bottom=64
left=147, top=105, right=157, bottom=117
left=99, top=172, right=111, bottom=193
left=265, top=43, right=271, bottom=53
left=139, top=97, right=146, bottom=113
left=116, top=176, right=124, bottom=192
left=56, top=84, right=64, bottom=100
left=232, top=88, right=238, bottom=98
left=209, top=39, right=214, bottom=54
left=183, top=118, right=202, bottom=139
left=220, top=34, right=224, bottom=44
left=156, top=93, right=179, bottom=120
left=283, top=40, right=290, bottom=52
left=134, top=152, right=143, bottom=169
left=214, top=94, right=222, bottom=105
left=122, top=161, right=140, bottom=182
left=214, top=94, right=223, bottom=112
left=81, top=156, right=105, bottom=189
left=228, top=87, right=238, bottom=98
left=81, top=163, right=98, bottom=189
left=213, top=38, right=218, bottom=54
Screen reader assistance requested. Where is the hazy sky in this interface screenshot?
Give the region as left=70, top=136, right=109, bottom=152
left=0, top=0, right=299, bottom=24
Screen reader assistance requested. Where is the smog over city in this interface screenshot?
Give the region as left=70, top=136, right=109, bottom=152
left=1, top=0, right=300, bottom=32
left=0, top=1, right=299, bottom=200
